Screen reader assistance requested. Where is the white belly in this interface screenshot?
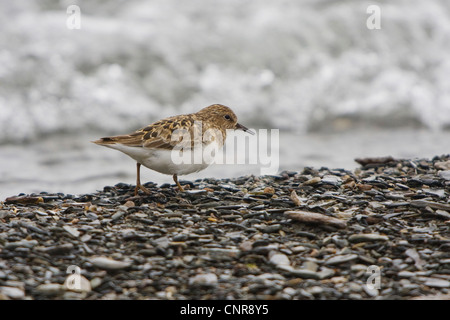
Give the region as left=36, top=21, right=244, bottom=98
left=103, top=143, right=218, bottom=175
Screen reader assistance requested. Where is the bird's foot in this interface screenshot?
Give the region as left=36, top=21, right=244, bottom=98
left=176, top=183, right=185, bottom=192
left=134, top=184, right=152, bottom=196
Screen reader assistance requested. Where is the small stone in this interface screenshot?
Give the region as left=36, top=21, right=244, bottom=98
left=111, top=210, right=127, bottom=221
left=5, top=195, right=43, bottom=205
left=332, top=235, right=349, bottom=247
left=424, top=278, right=450, bottom=288
left=154, top=236, right=170, bottom=249
left=285, top=210, right=347, bottom=229
left=35, top=210, right=48, bottom=216
left=357, top=184, right=373, bottom=191
left=321, top=175, right=342, bottom=186
left=405, top=248, right=425, bottom=270
left=239, top=240, right=253, bottom=252
left=186, top=189, right=207, bottom=196
left=363, top=285, right=379, bottom=297
left=411, top=200, right=450, bottom=212
left=325, top=254, right=358, bottom=265
left=80, top=234, right=92, bottom=242
left=287, top=269, right=321, bottom=279
left=36, top=283, right=63, bottom=295
left=85, top=212, right=98, bottom=220
left=5, top=240, right=38, bottom=250
left=304, top=177, right=321, bottom=185
left=435, top=161, right=450, bottom=170
left=263, top=187, right=275, bottom=194
left=369, top=202, right=385, bottom=210
left=256, top=224, right=282, bottom=233
left=269, top=251, right=291, bottom=268
left=45, top=243, right=74, bottom=255
left=398, top=271, right=415, bottom=278
left=290, top=190, right=306, bottom=206
left=317, top=267, right=335, bottom=279
left=0, top=286, right=25, bottom=299
left=123, top=200, right=135, bottom=207
left=189, top=273, right=218, bottom=287
left=351, top=264, right=369, bottom=272
left=433, top=210, right=450, bottom=220
left=303, top=261, right=319, bottom=272
left=0, top=210, right=11, bottom=219
left=88, top=256, right=131, bottom=270
left=348, top=234, right=389, bottom=243
left=202, top=248, right=240, bottom=261
left=291, top=246, right=307, bottom=253
left=283, top=287, right=296, bottom=296
left=424, top=189, right=446, bottom=198
left=349, top=283, right=363, bottom=292
left=90, top=278, right=102, bottom=289
left=63, top=225, right=80, bottom=238
left=139, top=248, right=157, bottom=257
left=307, top=286, right=323, bottom=295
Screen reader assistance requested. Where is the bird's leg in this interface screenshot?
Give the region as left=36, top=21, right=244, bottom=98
left=135, top=163, right=151, bottom=196
left=172, top=174, right=185, bottom=192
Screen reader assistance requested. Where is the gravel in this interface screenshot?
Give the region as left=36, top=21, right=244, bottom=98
left=0, top=155, right=449, bottom=300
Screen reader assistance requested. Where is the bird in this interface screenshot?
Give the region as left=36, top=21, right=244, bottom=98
left=92, top=104, right=254, bottom=196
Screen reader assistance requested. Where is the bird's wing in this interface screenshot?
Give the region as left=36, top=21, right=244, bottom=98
left=92, top=115, right=199, bottom=150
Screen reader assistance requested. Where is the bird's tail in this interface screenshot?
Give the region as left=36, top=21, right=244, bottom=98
left=91, top=137, right=119, bottom=145
left=91, top=134, right=143, bottom=147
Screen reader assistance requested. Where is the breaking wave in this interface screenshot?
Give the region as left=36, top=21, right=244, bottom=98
left=1, top=0, right=450, bottom=144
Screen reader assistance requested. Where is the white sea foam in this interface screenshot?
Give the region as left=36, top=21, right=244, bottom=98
left=0, top=0, right=449, bottom=144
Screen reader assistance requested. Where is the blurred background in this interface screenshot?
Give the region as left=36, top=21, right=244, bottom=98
left=1, top=0, right=449, bottom=198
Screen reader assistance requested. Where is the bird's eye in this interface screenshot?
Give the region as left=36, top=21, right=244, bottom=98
left=224, top=115, right=231, bottom=120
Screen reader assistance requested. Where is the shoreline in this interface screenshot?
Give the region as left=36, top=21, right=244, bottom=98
left=0, top=155, right=449, bottom=300
left=2, top=129, right=450, bottom=199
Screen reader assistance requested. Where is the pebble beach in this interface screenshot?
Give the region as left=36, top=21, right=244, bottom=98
left=0, top=155, right=449, bottom=300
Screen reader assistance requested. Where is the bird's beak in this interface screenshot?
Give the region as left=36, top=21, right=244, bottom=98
left=235, top=123, right=255, bottom=135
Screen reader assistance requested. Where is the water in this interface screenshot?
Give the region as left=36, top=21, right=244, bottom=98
left=1, top=129, right=449, bottom=199
left=0, top=0, right=449, bottom=198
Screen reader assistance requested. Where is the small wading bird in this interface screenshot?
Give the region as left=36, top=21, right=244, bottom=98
left=93, top=104, right=254, bottom=196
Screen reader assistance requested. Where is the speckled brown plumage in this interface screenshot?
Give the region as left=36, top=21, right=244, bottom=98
left=93, top=104, right=244, bottom=150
